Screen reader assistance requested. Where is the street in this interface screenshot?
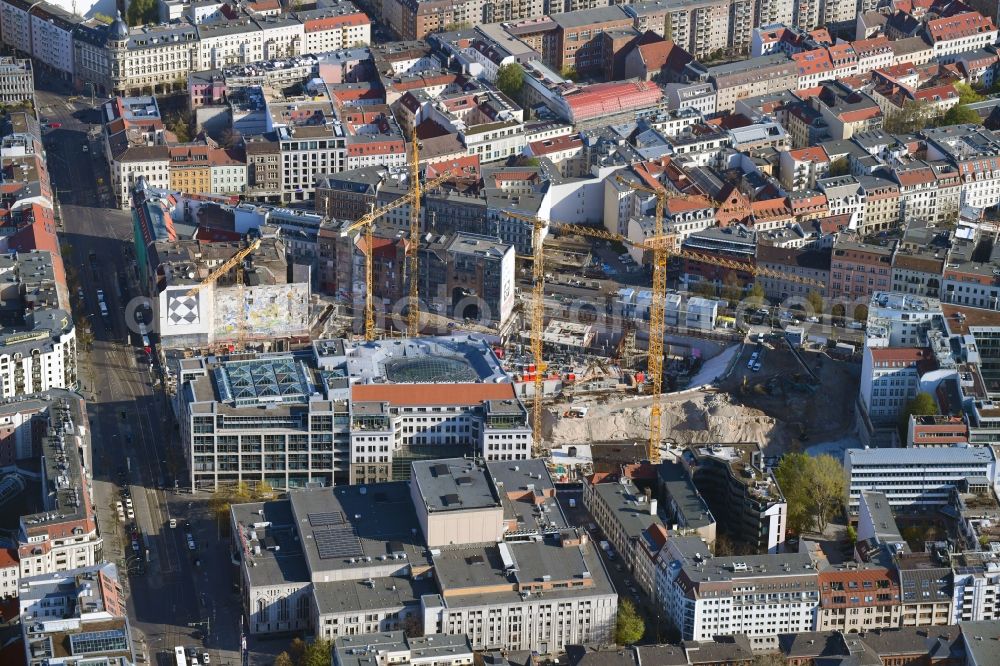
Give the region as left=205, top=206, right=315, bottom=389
left=41, top=83, right=251, bottom=666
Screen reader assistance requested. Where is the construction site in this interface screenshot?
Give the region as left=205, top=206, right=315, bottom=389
left=157, top=141, right=862, bottom=479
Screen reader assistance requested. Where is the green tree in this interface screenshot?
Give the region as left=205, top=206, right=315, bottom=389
left=167, top=112, right=192, bottom=143
left=829, top=156, right=850, bottom=177
left=846, top=525, right=857, bottom=545
left=899, top=391, right=938, bottom=439
left=853, top=304, right=868, bottom=322
left=615, top=598, right=645, bottom=645
left=300, top=640, right=332, bottom=666
left=943, top=104, right=982, bottom=126
left=884, top=99, right=935, bottom=133
left=955, top=81, right=984, bottom=105
left=125, top=0, right=158, bottom=26
left=775, top=452, right=814, bottom=534
left=288, top=638, right=307, bottom=665
left=806, top=290, right=824, bottom=317
left=663, top=13, right=673, bottom=41
left=495, top=63, right=524, bottom=103
left=92, top=12, right=114, bottom=23
left=748, top=282, right=764, bottom=301
left=692, top=281, right=716, bottom=299
left=560, top=66, right=578, bottom=80
left=274, top=653, right=294, bottom=666
left=811, top=454, right=846, bottom=531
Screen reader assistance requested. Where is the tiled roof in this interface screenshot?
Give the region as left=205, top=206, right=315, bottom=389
left=351, top=382, right=515, bottom=406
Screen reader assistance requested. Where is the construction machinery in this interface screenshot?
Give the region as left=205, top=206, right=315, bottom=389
left=184, top=238, right=262, bottom=298
left=339, top=169, right=454, bottom=341
left=510, top=190, right=823, bottom=463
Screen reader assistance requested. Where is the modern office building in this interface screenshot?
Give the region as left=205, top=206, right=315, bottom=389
left=178, top=335, right=531, bottom=490
left=845, top=445, right=996, bottom=512
left=682, top=443, right=787, bottom=554
left=0, top=252, right=76, bottom=398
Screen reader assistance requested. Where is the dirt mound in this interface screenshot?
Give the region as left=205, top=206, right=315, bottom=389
left=545, top=392, right=792, bottom=451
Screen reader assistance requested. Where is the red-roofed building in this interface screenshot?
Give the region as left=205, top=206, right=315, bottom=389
left=779, top=145, right=831, bottom=190
left=622, top=37, right=694, bottom=82
left=0, top=548, right=16, bottom=598
left=907, top=414, right=969, bottom=447
left=925, top=11, right=997, bottom=59
left=526, top=134, right=586, bottom=177
left=558, top=80, right=664, bottom=126
left=794, top=48, right=834, bottom=89
left=301, top=6, right=371, bottom=53
left=853, top=36, right=894, bottom=72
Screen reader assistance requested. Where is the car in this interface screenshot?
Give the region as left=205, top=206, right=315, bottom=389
left=82, top=144, right=89, bottom=153
left=49, top=122, right=62, bottom=129
left=752, top=362, right=762, bottom=372
left=187, top=538, right=196, bottom=551
left=169, top=518, right=177, bottom=528
left=202, top=653, right=210, bottom=664
left=750, top=351, right=759, bottom=362
left=131, top=539, right=139, bottom=552
left=184, top=521, right=192, bottom=532
left=806, top=316, right=819, bottom=323
left=126, top=508, right=135, bottom=519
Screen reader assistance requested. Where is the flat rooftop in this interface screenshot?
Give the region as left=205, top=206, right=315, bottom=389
left=289, top=482, right=428, bottom=578
left=411, top=458, right=501, bottom=513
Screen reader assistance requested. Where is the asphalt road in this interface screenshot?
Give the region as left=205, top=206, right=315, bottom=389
left=42, top=88, right=253, bottom=666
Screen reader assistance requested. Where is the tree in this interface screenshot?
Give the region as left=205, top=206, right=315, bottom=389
left=899, top=391, right=938, bottom=439
left=846, top=525, right=857, bottom=545
left=955, top=81, right=984, bottom=105
left=806, top=290, right=824, bottom=317
left=774, top=452, right=846, bottom=534
left=167, top=113, right=192, bottom=143
left=663, top=13, right=673, bottom=41
left=721, top=272, right=744, bottom=306
left=853, top=304, right=868, bottom=322
left=495, top=63, right=524, bottom=103
left=811, top=454, right=846, bottom=531
left=615, top=599, right=645, bottom=645
left=125, top=0, right=157, bottom=26
left=288, top=638, right=307, bottom=665
left=774, top=452, right=815, bottom=534
left=829, top=156, right=850, bottom=177
left=401, top=613, right=423, bottom=638
left=884, top=99, right=935, bottom=133
left=943, top=104, right=982, bottom=126
left=748, top=282, right=765, bottom=302
left=274, top=653, right=294, bottom=666
left=300, top=640, right=332, bottom=666
left=692, top=281, right=716, bottom=299
left=560, top=66, right=578, bottom=80
left=93, top=12, right=114, bottom=23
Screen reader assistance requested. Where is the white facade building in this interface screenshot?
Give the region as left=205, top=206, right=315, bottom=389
left=845, top=445, right=997, bottom=512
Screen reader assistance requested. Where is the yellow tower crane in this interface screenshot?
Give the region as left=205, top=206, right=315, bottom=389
left=407, top=134, right=422, bottom=337
left=509, top=192, right=824, bottom=462
left=183, top=237, right=263, bottom=353
left=340, top=169, right=454, bottom=341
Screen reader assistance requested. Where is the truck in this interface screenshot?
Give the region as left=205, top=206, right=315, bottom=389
left=174, top=647, right=187, bottom=666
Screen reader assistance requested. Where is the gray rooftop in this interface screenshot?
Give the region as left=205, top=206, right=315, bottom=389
left=313, top=575, right=435, bottom=615
left=411, top=458, right=501, bottom=513
left=658, top=462, right=714, bottom=529
left=288, top=482, right=428, bottom=579
left=592, top=479, right=664, bottom=539
left=847, top=445, right=995, bottom=466
left=550, top=5, right=629, bottom=29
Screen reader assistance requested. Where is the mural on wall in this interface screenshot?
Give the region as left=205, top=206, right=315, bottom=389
left=212, top=283, right=310, bottom=341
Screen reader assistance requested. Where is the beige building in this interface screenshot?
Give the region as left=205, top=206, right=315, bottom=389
left=701, top=53, right=798, bottom=112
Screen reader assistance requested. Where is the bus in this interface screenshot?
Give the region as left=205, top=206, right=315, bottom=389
left=174, top=647, right=187, bottom=666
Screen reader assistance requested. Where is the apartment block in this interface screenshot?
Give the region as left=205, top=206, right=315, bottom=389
left=829, top=236, right=893, bottom=305
left=657, top=536, right=819, bottom=649
left=19, top=563, right=133, bottom=666
left=695, top=53, right=798, bottom=112
left=815, top=564, right=902, bottom=632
